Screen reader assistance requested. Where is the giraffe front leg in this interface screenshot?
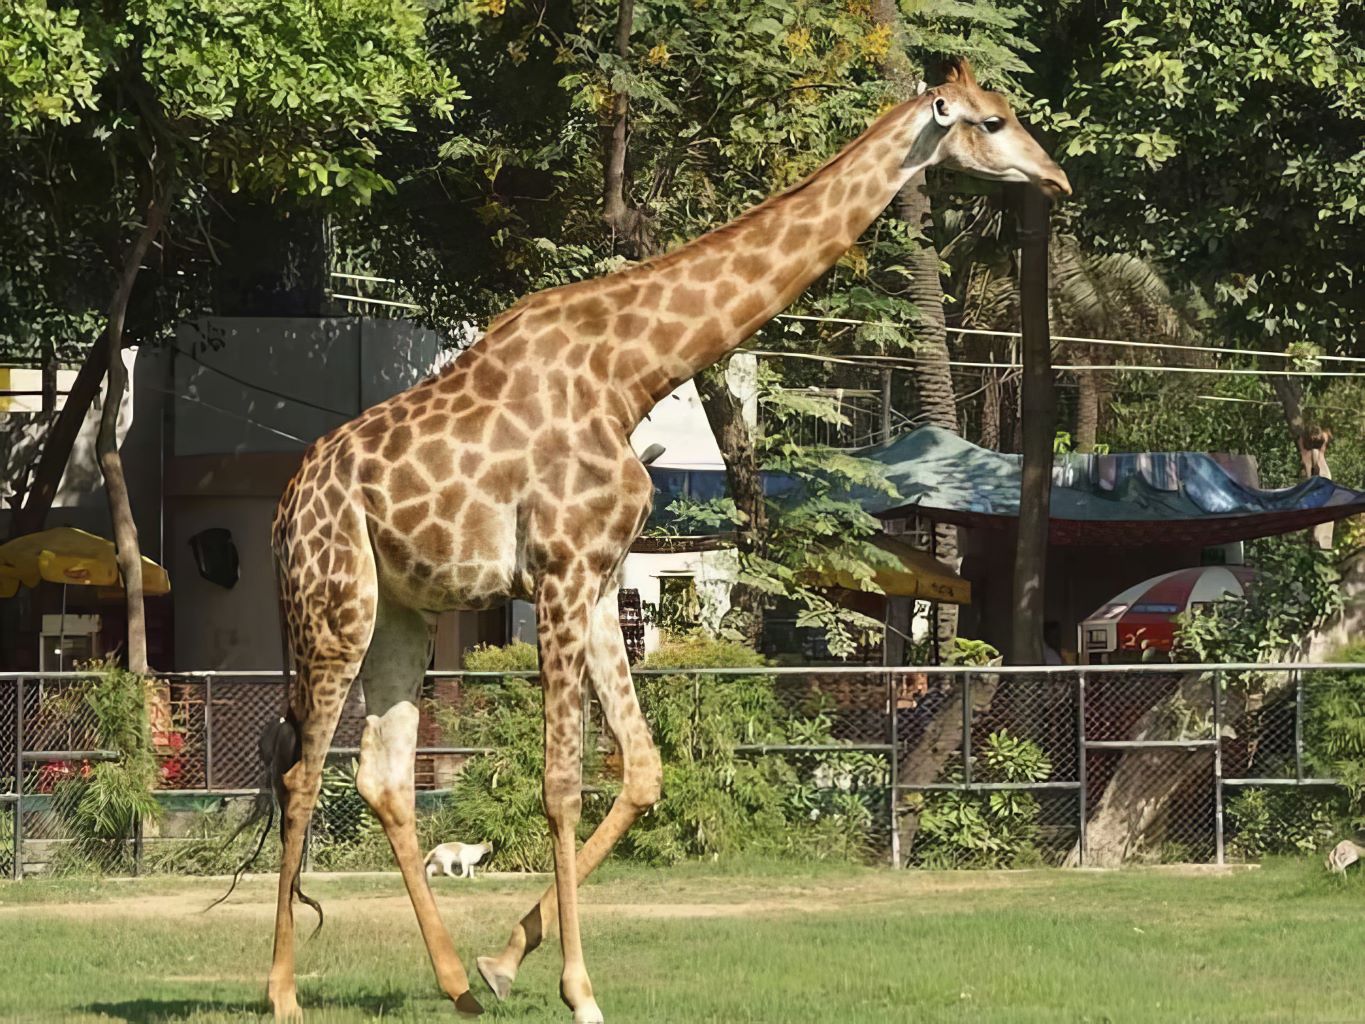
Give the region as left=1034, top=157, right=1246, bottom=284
left=530, top=583, right=603, bottom=1022
left=479, top=589, right=659, bottom=1013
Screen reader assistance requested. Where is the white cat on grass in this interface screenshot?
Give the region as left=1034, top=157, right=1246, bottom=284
left=424, top=841, right=493, bottom=879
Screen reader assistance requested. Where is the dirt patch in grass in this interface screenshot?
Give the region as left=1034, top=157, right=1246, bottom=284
left=0, top=868, right=1067, bottom=928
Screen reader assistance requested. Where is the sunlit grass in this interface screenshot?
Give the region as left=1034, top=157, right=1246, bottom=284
left=1, top=858, right=1361, bottom=1022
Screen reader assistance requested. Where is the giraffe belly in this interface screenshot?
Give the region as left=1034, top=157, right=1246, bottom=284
left=376, top=555, right=523, bottom=612
left=370, top=505, right=532, bottom=613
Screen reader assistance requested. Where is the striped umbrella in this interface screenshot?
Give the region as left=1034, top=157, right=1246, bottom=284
left=1080, top=565, right=1258, bottom=660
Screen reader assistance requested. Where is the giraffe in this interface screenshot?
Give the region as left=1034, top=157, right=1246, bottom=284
left=266, top=57, right=1068, bottom=1023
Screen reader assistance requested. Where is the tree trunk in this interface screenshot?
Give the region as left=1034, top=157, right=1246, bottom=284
left=866, top=6, right=960, bottom=654
left=1074, top=365, right=1099, bottom=454
left=1269, top=374, right=1334, bottom=549
left=1067, top=672, right=1272, bottom=867
left=979, top=367, right=1001, bottom=450
left=9, top=330, right=111, bottom=538
left=897, top=673, right=1000, bottom=861
left=696, top=360, right=766, bottom=646
left=40, top=332, right=57, bottom=414
left=98, top=195, right=168, bottom=675
left=1009, top=186, right=1055, bottom=666
left=600, top=0, right=651, bottom=259
left=895, top=171, right=961, bottom=655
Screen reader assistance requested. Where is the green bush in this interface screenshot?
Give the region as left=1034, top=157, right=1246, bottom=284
left=309, top=759, right=392, bottom=870
left=1304, top=643, right=1365, bottom=800
left=426, top=641, right=594, bottom=871
left=429, top=636, right=880, bottom=870
left=1226, top=787, right=1345, bottom=860
left=910, top=731, right=1052, bottom=869
left=47, top=662, right=162, bottom=874
left=143, top=798, right=283, bottom=875
left=627, top=635, right=879, bottom=863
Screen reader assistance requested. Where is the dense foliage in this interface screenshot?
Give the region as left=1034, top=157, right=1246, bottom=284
left=909, top=729, right=1052, bottom=868
left=1175, top=536, right=1342, bottom=665
left=430, top=637, right=882, bottom=870
left=46, top=662, right=161, bottom=873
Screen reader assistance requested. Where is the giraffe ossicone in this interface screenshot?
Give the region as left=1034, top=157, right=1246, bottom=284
left=265, top=56, right=1066, bottom=1022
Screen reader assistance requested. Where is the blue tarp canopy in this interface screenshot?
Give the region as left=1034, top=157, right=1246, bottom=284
left=848, top=426, right=1365, bottom=547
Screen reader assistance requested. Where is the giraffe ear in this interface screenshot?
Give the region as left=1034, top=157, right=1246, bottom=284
left=931, top=95, right=958, bottom=128
left=941, top=56, right=978, bottom=88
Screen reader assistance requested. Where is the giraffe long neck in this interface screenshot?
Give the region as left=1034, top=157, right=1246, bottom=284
left=613, top=94, right=939, bottom=427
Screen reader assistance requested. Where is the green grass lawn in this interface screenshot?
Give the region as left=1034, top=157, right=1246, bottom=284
left=1, top=858, right=1361, bottom=1022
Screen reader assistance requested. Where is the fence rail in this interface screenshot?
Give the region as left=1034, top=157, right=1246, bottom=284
left=0, top=663, right=1356, bottom=877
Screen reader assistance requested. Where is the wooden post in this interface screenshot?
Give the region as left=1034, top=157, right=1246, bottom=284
left=1008, top=185, right=1055, bottom=666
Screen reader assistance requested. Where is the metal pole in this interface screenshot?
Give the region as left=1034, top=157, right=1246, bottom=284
left=888, top=671, right=899, bottom=869
left=12, top=677, right=22, bottom=880
left=204, top=676, right=214, bottom=791
left=1294, top=668, right=1305, bottom=783
left=962, top=672, right=973, bottom=787
left=1076, top=671, right=1087, bottom=868
left=880, top=368, right=893, bottom=444
left=1212, top=671, right=1225, bottom=866
left=133, top=813, right=143, bottom=876
left=929, top=524, right=941, bottom=667
left=57, top=584, right=67, bottom=672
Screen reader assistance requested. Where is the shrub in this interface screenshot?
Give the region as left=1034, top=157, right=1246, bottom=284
left=310, top=758, right=391, bottom=870
left=143, top=798, right=283, bottom=875
left=429, top=636, right=880, bottom=869
left=1304, top=643, right=1365, bottom=801
left=427, top=641, right=594, bottom=871
left=1226, top=787, right=1345, bottom=860
left=47, top=662, right=162, bottom=874
left=910, top=730, right=1051, bottom=869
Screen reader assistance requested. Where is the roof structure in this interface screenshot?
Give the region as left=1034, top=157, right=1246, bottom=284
left=851, top=426, right=1365, bottom=547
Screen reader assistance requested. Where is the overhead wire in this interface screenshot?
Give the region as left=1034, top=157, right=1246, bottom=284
left=775, top=313, right=1365, bottom=365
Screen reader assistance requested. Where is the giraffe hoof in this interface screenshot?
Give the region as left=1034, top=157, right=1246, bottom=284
left=476, top=956, right=514, bottom=1002
left=268, top=982, right=303, bottom=1022
left=572, top=998, right=604, bottom=1024
left=453, top=989, right=484, bottom=1017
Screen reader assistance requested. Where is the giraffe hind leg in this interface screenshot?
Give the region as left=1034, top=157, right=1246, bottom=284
left=355, top=597, right=482, bottom=1016
left=267, top=659, right=360, bottom=1022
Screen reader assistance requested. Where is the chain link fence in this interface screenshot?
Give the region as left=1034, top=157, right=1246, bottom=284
left=0, top=663, right=1360, bottom=878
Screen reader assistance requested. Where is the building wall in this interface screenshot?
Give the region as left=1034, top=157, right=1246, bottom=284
left=169, top=494, right=283, bottom=671
left=622, top=549, right=735, bottom=651
left=617, top=355, right=755, bottom=652
left=172, top=317, right=440, bottom=456
left=164, top=317, right=445, bottom=670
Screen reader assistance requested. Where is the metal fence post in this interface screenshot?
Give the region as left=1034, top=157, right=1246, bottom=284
left=888, top=671, right=899, bottom=869
left=1294, top=668, right=1305, bottom=783
left=961, top=672, right=973, bottom=787
left=204, top=675, right=215, bottom=791
left=12, top=677, right=22, bottom=881
left=1076, top=671, right=1087, bottom=868
left=133, top=813, right=143, bottom=876
left=1212, top=670, right=1225, bottom=866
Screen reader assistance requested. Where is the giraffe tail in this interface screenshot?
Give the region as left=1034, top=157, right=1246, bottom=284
left=202, top=715, right=296, bottom=913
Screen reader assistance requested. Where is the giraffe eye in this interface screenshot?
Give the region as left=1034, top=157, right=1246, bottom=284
left=982, top=117, right=1005, bottom=134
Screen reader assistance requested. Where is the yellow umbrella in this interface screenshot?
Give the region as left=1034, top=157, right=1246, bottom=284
left=0, top=527, right=171, bottom=598
left=804, top=534, right=970, bottom=605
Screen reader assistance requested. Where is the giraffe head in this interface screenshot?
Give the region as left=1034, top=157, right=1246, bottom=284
left=925, top=58, right=1071, bottom=199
